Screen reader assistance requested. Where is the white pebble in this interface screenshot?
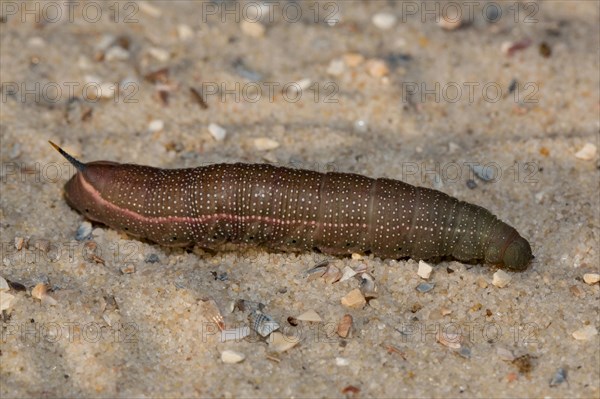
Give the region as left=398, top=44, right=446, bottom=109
left=438, top=15, right=462, bottom=30
left=27, top=37, right=45, bottom=47
left=572, top=325, right=598, bottom=341
left=339, top=266, right=357, bottom=282
left=372, top=13, right=397, bottom=30
left=92, top=228, right=105, bottom=237
left=296, top=309, right=322, bottom=322
left=575, top=143, right=597, bottom=160
left=208, top=123, right=227, bottom=141
left=241, top=20, right=265, bottom=38
left=254, top=138, right=280, bottom=151
left=138, top=1, right=162, bottom=17
left=492, top=270, right=512, bottom=288
left=448, top=142, right=461, bottom=153
left=327, top=59, right=345, bottom=76
left=0, top=276, right=9, bottom=292
left=98, top=83, right=117, bottom=99
left=366, top=59, right=389, bottom=78
left=221, top=350, right=246, bottom=364
left=177, top=24, right=194, bottom=41
left=583, top=273, right=600, bottom=285
left=287, top=78, right=312, bottom=95
left=417, top=260, right=433, bottom=279
left=148, top=120, right=164, bottom=133
left=353, top=120, right=369, bottom=134
left=95, top=34, right=116, bottom=52
left=0, top=292, right=15, bottom=311
left=269, top=332, right=301, bottom=353
left=149, top=47, right=170, bottom=62
left=335, top=357, right=350, bottom=366
left=105, top=46, right=130, bottom=61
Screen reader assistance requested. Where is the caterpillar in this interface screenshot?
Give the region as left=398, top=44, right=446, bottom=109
left=49, top=141, right=533, bottom=270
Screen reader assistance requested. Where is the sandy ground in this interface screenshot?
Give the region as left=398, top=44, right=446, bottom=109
left=1, top=1, right=599, bottom=398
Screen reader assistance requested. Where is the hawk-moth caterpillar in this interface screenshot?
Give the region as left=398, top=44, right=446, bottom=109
left=49, top=141, right=533, bottom=270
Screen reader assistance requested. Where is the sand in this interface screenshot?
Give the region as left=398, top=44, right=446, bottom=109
left=1, top=1, right=598, bottom=398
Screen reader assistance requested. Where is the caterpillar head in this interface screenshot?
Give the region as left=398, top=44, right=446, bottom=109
left=49, top=141, right=119, bottom=223
left=485, top=223, right=533, bottom=271
left=502, top=235, right=533, bottom=271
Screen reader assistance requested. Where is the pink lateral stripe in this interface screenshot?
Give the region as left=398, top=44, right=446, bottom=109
left=78, top=174, right=369, bottom=229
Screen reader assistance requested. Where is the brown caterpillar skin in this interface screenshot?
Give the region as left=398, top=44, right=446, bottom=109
left=50, top=142, right=533, bottom=270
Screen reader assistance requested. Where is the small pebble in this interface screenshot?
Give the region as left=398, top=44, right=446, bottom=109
left=440, top=307, right=452, bottom=316
left=501, top=38, right=532, bottom=56
left=148, top=119, right=165, bottom=133
left=269, top=332, right=301, bottom=353
left=0, top=292, right=15, bottom=311
left=149, top=47, right=170, bottom=62
left=221, top=350, right=246, bottom=364
left=417, top=260, right=433, bottom=279
left=341, top=288, right=366, bottom=309
left=351, top=253, right=363, bottom=260
left=575, top=143, right=597, bottom=160
left=220, top=327, right=251, bottom=342
left=448, top=142, right=461, bottom=153
left=337, top=314, right=353, bottom=338
left=253, top=138, right=280, bottom=151
left=572, top=325, right=598, bottom=341
left=335, top=357, right=350, bottom=366
left=372, top=13, right=397, bottom=30
left=470, top=164, right=495, bottom=182
left=104, top=46, right=130, bottom=61
left=326, top=59, right=345, bottom=76
left=120, top=264, right=136, bottom=274
left=416, top=282, right=435, bottom=293
left=0, top=276, right=9, bottom=292
left=359, top=274, right=378, bottom=299
left=31, top=283, right=48, bottom=300
left=177, top=24, right=194, bottom=41
left=287, top=78, right=312, bottom=94
left=492, top=270, right=512, bottom=288
left=549, top=367, right=568, bottom=387
left=41, top=294, right=58, bottom=306
left=436, top=330, right=461, bottom=349
left=240, top=20, right=266, bottom=38
left=145, top=254, right=159, bottom=264
left=583, top=273, right=600, bottom=285
left=323, top=265, right=342, bottom=284
left=366, top=59, right=389, bottom=78
left=339, top=266, right=357, bottom=282
left=138, top=1, right=162, bottom=17
left=14, top=237, right=25, bottom=251
left=466, top=179, right=477, bottom=189
left=208, top=123, right=227, bottom=141
left=98, top=83, right=116, bottom=100
left=296, top=309, right=322, bottom=322
left=353, top=120, right=369, bottom=134
left=343, top=53, right=365, bottom=67
left=458, top=346, right=471, bottom=359
left=27, top=37, right=45, bottom=47
left=438, top=15, right=462, bottom=30
left=477, top=277, right=488, bottom=289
